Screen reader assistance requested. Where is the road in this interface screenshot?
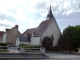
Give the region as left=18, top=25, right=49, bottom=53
left=0, top=53, right=80, bottom=60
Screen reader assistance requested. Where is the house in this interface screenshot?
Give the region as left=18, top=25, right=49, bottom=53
left=22, top=6, right=61, bottom=46
left=0, top=31, right=5, bottom=42
left=2, top=25, right=21, bottom=45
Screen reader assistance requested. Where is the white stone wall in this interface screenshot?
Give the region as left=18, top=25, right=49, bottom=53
left=20, top=42, right=30, bottom=44
left=41, top=19, right=61, bottom=46
left=6, top=27, right=19, bottom=45
left=16, top=37, right=20, bottom=47
left=2, top=34, right=7, bottom=43
left=31, top=37, right=40, bottom=45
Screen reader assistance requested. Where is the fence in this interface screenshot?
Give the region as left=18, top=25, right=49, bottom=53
left=20, top=47, right=45, bottom=55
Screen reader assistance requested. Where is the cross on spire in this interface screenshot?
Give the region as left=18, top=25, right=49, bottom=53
left=47, top=5, right=54, bottom=19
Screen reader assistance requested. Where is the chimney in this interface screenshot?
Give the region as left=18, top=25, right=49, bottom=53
left=15, top=25, right=18, bottom=29
left=5, top=28, right=10, bottom=32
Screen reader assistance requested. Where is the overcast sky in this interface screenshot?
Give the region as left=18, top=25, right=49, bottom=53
left=0, top=0, right=80, bottom=33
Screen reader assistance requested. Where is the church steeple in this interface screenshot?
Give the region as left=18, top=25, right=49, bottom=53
left=47, top=5, right=54, bottom=19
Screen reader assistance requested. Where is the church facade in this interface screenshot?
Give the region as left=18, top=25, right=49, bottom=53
left=22, top=6, right=61, bottom=46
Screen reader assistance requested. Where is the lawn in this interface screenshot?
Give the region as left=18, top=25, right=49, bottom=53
left=0, top=49, right=9, bottom=52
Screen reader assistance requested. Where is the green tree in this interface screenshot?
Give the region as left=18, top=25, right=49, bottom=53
left=42, top=36, right=53, bottom=50
left=58, top=25, right=80, bottom=51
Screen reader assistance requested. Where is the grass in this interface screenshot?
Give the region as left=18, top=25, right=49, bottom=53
left=0, top=49, right=9, bottom=52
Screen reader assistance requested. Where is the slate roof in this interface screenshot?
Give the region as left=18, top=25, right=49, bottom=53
left=19, top=35, right=29, bottom=42
left=22, top=6, right=56, bottom=37
left=33, top=5, right=56, bottom=37
left=22, top=28, right=36, bottom=37
left=22, top=18, right=54, bottom=37
left=34, top=18, right=53, bottom=37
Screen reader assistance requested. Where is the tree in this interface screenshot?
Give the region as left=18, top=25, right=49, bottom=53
left=58, top=25, right=80, bottom=51
left=42, top=36, right=53, bottom=50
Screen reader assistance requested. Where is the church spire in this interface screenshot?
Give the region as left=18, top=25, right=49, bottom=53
left=47, top=5, right=54, bottom=19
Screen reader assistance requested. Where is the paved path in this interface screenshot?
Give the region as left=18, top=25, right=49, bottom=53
left=8, top=49, right=20, bottom=53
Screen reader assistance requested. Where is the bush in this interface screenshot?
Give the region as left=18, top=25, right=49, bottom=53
left=53, top=46, right=62, bottom=51
left=59, top=25, right=80, bottom=51
left=45, top=46, right=62, bottom=51
left=0, top=43, right=7, bottom=46
left=19, top=44, right=40, bottom=48
left=0, top=43, right=7, bottom=49
left=42, top=36, right=53, bottom=50
left=0, top=50, right=9, bottom=52
left=19, top=44, right=28, bottom=48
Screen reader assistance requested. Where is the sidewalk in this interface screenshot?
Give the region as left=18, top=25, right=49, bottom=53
left=46, top=53, right=80, bottom=59
left=1, top=49, right=80, bottom=59
left=8, top=49, right=20, bottom=53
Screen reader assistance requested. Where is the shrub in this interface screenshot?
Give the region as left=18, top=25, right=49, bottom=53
left=19, top=44, right=28, bottom=48
left=42, top=36, right=53, bottom=50
left=0, top=50, right=9, bottom=52
left=53, top=46, right=62, bottom=51
left=58, top=25, right=80, bottom=51
left=0, top=43, right=7, bottom=49
left=19, top=44, right=40, bottom=48
left=0, top=43, right=7, bottom=46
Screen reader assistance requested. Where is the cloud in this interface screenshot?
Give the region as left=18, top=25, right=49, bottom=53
left=7, top=8, right=17, bottom=14
left=0, top=18, right=16, bottom=32
left=0, top=0, right=79, bottom=33
left=0, top=19, right=16, bottom=26
left=0, top=23, right=11, bottom=27
left=0, top=12, right=16, bottom=22
left=55, top=12, right=80, bottom=21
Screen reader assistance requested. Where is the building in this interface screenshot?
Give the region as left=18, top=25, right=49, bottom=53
left=0, top=31, right=5, bottom=42
left=16, top=35, right=30, bottom=47
left=22, top=6, right=61, bottom=46
left=2, top=25, right=21, bottom=45
left=2, top=6, right=61, bottom=47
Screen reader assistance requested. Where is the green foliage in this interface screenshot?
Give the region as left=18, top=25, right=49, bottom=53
left=58, top=25, right=80, bottom=51
left=19, top=44, right=40, bottom=48
left=58, top=35, right=66, bottom=50
left=0, top=50, right=9, bottom=52
left=0, top=43, right=7, bottom=46
left=53, top=46, right=62, bottom=51
left=0, top=43, right=7, bottom=49
left=42, top=36, right=53, bottom=50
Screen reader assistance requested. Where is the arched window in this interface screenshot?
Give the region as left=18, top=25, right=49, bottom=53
left=51, top=34, right=54, bottom=41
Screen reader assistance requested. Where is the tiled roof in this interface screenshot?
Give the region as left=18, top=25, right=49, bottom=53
left=0, top=31, right=5, bottom=37
left=33, top=18, right=53, bottom=37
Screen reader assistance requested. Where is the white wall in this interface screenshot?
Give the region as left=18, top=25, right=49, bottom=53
left=20, top=42, right=30, bottom=44
left=16, top=37, right=20, bottom=47
left=41, top=18, right=61, bottom=46
left=2, top=34, right=7, bottom=43
left=31, top=37, right=40, bottom=45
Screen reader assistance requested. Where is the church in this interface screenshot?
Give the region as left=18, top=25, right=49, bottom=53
left=2, top=6, right=61, bottom=47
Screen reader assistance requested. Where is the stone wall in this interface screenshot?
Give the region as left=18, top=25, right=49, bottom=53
left=6, top=25, right=20, bottom=45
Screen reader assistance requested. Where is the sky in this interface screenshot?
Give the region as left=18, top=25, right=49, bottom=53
left=0, top=0, right=80, bottom=33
